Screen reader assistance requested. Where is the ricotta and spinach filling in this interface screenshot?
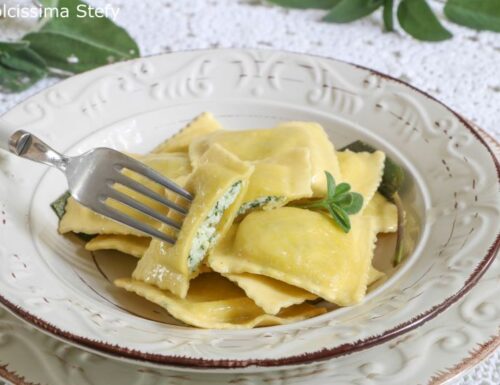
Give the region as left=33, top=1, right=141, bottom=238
left=187, top=181, right=242, bottom=271
left=237, top=195, right=285, bottom=216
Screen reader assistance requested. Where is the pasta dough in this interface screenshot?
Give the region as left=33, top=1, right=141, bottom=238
left=85, top=235, right=150, bottom=258
left=153, top=112, right=223, bottom=153
left=363, top=192, right=398, bottom=233
left=239, top=147, right=313, bottom=214
left=223, top=271, right=317, bottom=315
left=189, top=121, right=341, bottom=195
left=208, top=207, right=378, bottom=306
left=337, top=150, right=385, bottom=211
left=132, top=145, right=254, bottom=298
left=115, top=273, right=326, bottom=329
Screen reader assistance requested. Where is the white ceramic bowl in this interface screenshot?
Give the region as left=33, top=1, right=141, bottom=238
left=0, top=49, right=498, bottom=371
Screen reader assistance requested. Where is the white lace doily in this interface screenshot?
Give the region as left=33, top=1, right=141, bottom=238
left=0, top=1, right=498, bottom=384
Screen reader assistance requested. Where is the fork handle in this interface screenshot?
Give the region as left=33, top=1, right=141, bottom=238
left=0, top=122, right=19, bottom=152
left=1, top=129, right=69, bottom=171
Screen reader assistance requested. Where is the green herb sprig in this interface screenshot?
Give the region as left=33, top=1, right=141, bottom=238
left=267, top=0, right=500, bottom=42
left=293, top=171, right=363, bottom=233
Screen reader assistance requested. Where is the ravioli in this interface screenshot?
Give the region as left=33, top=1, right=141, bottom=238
left=132, top=145, right=254, bottom=298
left=208, top=207, right=378, bottom=306
left=59, top=153, right=192, bottom=236
left=189, top=122, right=341, bottom=195
left=363, top=193, right=398, bottom=233
left=85, top=235, right=150, bottom=258
left=153, top=112, right=223, bottom=154
left=239, top=148, right=313, bottom=214
left=223, top=271, right=317, bottom=315
left=115, top=273, right=325, bottom=329
left=337, top=150, right=385, bottom=211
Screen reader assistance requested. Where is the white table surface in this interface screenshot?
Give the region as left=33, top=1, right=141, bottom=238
left=0, top=1, right=498, bottom=384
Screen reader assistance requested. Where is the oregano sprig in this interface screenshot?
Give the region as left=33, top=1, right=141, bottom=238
left=293, top=171, right=363, bottom=233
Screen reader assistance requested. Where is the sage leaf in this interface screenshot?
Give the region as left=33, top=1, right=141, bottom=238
left=0, top=41, right=48, bottom=92
left=25, top=0, right=139, bottom=74
left=445, top=0, right=500, bottom=32
left=37, top=0, right=60, bottom=7
left=267, top=0, right=341, bottom=9
left=323, top=0, right=384, bottom=23
left=397, top=0, right=452, bottom=41
left=51, top=191, right=71, bottom=220
left=383, top=0, right=394, bottom=31
left=50, top=191, right=94, bottom=242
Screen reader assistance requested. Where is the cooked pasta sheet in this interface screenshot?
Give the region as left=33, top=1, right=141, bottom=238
left=132, top=144, right=254, bottom=298
left=222, top=271, right=317, bottom=315
left=208, top=207, right=378, bottom=306
left=115, top=273, right=326, bottom=329
left=56, top=113, right=404, bottom=329
left=363, top=192, right=398, bottom=233
left=189, top=121, right=341, bottom=196
left=85, top=235, right=150, bottom=258
left=238, top=147, right=314, bottom=214
left=153, top=112, right=223, bottom=154
left=336, top=149, right=386, bottom=211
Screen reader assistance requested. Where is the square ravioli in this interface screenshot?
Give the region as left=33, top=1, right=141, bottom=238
left=132, top=144, right=254, bottom=298
left=208, top=207, right=378, bottom=306
left=115, top=273, right=326, bottom=329
left=189, top=121, right=341, bottom=196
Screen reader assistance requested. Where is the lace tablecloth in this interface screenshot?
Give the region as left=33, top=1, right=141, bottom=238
left=0, top=1, right=498, bottom=384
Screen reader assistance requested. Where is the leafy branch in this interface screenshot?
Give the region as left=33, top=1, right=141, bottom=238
left=0, top=0, right=139, bottom=93
left=293, top=171, right=364, bottom=233
left=267, top=0, right=500, bottom=41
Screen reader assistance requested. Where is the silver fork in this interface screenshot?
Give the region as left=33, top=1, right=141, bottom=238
left=1, top=130, right=192, bottom=244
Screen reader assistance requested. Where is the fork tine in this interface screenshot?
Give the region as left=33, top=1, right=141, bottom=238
left=118, top=156, right=193, bottom=201
left=95, top=203, right=177, bottom=244
left=104, top=188, right=183, bottom=231
left=112, top=173, right=189, bottom=216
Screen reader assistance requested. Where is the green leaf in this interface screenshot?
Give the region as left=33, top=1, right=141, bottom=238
left=24, top=0, right=140, bottom=74
left=37, top=0, right=60, bottom=7
left=0, top=41, right=30, bottom=51
left=334, top=182, right=351, bottom=196
left=325, top=171, right=336, bottom=198
left=0, top=41, right=48, bottom=92
left=397, top=0, right=452, bottom=41
left=445, top=0, right=500, bottom=32
left=323, top=0, right=384, bottom=23
left=50, top=191, right=94, bottom=242
left=328, top=203, right=351, bottom=232
left=340, top=140, right=405, bottom=200
left=267, top=0, right=341, bottom=9
left=333, top=192, right=353, bottom=206
left=342, top=192, right=363, bottom=214
left=383, top=0, right=394, bottom=31
left=51, top=191, right=71, bottom=220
